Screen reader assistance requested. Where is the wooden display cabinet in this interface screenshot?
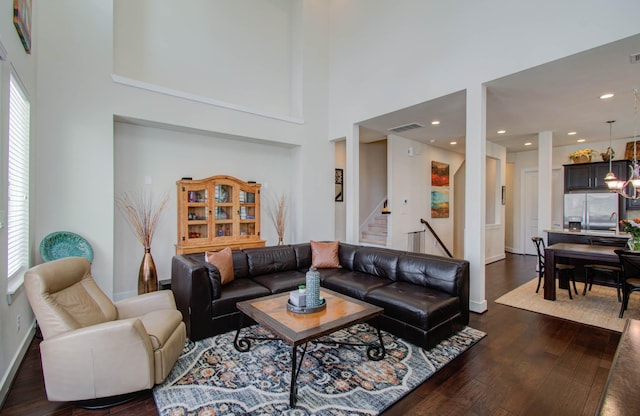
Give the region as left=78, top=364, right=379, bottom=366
left=176, top=175, right=265, bottom=254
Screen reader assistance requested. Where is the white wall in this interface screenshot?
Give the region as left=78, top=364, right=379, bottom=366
left=328, top=1, right=640, bottom=139
left=387, top=134, right=464, bottom=255
left=114, top=0, right=296, bottom=118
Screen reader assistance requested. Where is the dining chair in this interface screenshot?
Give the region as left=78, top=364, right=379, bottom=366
left=583, top=238, right=625, bottom=301
left=532, top=237, right=577, bottom=299
left=614, top=249, right=640, bottom=318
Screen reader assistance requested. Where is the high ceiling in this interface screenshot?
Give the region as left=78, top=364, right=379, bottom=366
left=359, top=33, right=640, bottom=155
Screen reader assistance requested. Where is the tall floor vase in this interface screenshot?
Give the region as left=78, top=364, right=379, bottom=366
left=138, top=248, right=158, bottom=294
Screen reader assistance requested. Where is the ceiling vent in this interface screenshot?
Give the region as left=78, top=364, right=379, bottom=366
left=631, top=53, right=640, bottom=64
left=387, top=122, right=424, bottom=133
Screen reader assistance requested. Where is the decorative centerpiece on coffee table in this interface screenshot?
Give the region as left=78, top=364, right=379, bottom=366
left=287, top=268, right=326, bottom=313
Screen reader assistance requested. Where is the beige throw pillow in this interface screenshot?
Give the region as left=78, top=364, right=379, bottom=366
left=310, top=240, right=341, bottom=268
left=205, top=247, right=234, bottom=285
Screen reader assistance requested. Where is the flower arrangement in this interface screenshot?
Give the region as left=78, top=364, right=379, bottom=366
left=568, top=148, right=596, bottom=163
left=621, top=218, right=640, bottom=250
left=116, top=191, right=169, bottom=250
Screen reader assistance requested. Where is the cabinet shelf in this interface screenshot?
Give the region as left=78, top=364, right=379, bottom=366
left=176, top=175, right=265, bottom=254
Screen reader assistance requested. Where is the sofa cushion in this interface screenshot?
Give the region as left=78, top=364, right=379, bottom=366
left=252, top=271, right=306, bottom=294
left=311, top=240, right=341, bottom=268
left=205, top=248, right=234, bottom=285
left=211, top=278, right=271, bottom=317
left=365, top=282, right=460, bottom=331
left=397, top=254, right=463, bottom=296
left=353, top=248, right=399, bottom=280
left=322, top=271, right=391, bottom=300
left=292, top=243, right=312, bottom=270
left=338, top=243, right=358, bottom=270
left=244, top=246, right=297, bottom=276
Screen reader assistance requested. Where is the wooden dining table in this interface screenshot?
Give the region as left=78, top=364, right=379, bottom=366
left=544, top=242, right=620, bottom=301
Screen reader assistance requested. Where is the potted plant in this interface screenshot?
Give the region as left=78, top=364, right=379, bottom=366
left=568, top=148, right=596, bottom=163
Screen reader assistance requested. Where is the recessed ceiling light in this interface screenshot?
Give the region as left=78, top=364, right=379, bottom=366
left=600, top=93, right=614, bottom=99
left=524, top=142, right=532, bottom=146
left=577, top=139, right=586, bottom=143
left=497, top=130, right=506, bottom=134
left=568, top=131, right=577, bottom=135
left=429, top=139, right=436, bottom=143
left=431, top=120, right=440, bottom=125
left=450, top=141, right=457, bottom=145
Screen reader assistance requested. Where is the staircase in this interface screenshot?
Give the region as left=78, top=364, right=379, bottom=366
left=360, top=214, right=388, bottom=246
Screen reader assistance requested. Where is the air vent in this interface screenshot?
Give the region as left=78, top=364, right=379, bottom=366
left=631, top=53, right=640, bottom=64
left=387, top=123, right=424, bottom=133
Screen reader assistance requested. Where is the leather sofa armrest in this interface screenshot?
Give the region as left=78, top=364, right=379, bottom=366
left=39, top=318, right=155, bottom=401
left=171, top=255, right=217, bottom=340
left=115, top=290, right=177, bottom=319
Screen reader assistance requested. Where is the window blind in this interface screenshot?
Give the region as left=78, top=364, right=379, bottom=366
left=7, top=73, right=30, bottom=279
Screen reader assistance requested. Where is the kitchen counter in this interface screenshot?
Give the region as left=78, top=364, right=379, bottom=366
left=544, top=229, right=629, bottom=238
left=545, top=229, right=630, bottom=245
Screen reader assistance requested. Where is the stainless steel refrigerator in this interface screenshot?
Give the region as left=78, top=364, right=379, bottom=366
left=563, top=192, right=620, bottom=231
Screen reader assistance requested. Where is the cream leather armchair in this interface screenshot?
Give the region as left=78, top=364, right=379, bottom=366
left=24, top=257, right=186, bottom=402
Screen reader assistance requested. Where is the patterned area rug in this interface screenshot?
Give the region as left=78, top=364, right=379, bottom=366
left=153, top=324, right=485, bottom=415
left=495, top=278, right=640, bottom=332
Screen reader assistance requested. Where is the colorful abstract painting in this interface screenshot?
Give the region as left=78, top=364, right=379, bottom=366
left=431, top=161, right=449, bottom=187
left=431, top=188, right=449, bottom=218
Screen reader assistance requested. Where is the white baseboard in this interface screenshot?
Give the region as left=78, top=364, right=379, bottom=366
left=485, top=253, right=506, bottom=264
left=470, top=299, right=488, bottom=313
left=0, top=322, right=36, bottom=409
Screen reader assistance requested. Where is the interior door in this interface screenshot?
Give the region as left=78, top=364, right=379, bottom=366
left=524, top=170, right=538, bottom=255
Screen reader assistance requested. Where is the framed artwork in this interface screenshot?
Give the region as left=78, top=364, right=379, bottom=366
left=13, top=0, right=31, bottom=54
left=625, top=141, right=640, bottom=160
left=335, top=168, right=343, bottom=202
left=431, top=188, right=449, bottom=218
left=431, top=161, right=450, bottom=187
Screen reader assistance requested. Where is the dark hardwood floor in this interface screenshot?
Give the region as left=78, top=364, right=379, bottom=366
left=0, top=253, right=620, bottom=415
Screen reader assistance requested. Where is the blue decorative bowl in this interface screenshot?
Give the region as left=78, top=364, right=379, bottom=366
left=39, top=231, right=94, bottom=263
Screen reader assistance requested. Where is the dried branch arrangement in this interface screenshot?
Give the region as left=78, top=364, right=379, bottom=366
left=269, top=192, right=287, bottom=243
left=116, top=191, right=169, bottom=249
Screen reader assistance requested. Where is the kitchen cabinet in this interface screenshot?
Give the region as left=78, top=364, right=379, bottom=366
left=564, top=160, right=628, bottom=191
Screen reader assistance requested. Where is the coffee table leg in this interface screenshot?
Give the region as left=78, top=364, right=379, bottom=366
left=367, top=326, right=386, bottom=361
left=233, top=315, right=251, bottom=352
left=290, top=342, right=308, bottom=407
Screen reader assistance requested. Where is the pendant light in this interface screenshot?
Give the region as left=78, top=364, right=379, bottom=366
left=605, top=89, right=640, bottom=199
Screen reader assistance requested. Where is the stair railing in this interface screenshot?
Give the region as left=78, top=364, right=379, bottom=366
left=420, top=218, right=453, bottom=258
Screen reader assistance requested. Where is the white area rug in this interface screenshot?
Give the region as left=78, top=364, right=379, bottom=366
left=495, top=278, right=640, bottom=332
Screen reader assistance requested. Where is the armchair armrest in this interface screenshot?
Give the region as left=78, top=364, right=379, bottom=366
left=115, top=290, right=177, bottom=319
left=39, top=318, right=155, bottom=401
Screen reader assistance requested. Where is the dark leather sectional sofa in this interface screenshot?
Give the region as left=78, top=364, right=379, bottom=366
left=171, top=242, right=470, bottom=349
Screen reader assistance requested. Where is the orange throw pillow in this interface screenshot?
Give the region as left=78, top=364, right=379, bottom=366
left=205, top=247, right=234, bottom=285
left=310, top=240, right=341, bottom=268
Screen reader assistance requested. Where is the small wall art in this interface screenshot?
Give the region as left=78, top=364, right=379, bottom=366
left=335, top=168, right=343, bottom=202
left=431, top=188, right=449, bottom=218
left=431, top=161, right=450, bottom=218
left=431, top=161, right=450, bottom=186
left=13, top=0, right=31, bottom=54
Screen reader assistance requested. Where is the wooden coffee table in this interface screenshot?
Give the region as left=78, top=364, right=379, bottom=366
left=234, top=288, right=385, bottom=407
